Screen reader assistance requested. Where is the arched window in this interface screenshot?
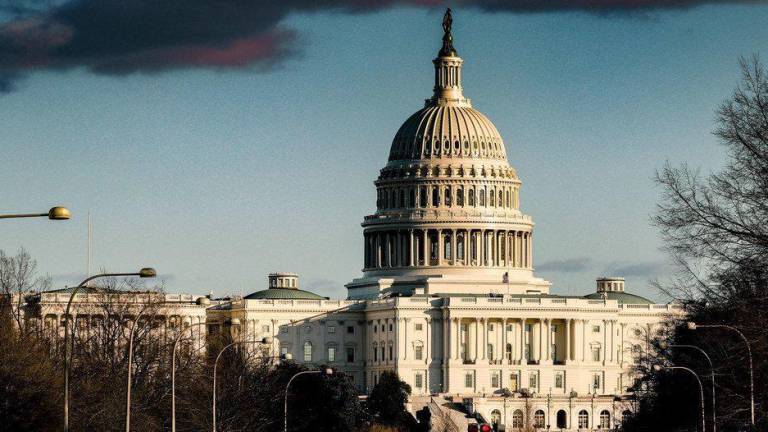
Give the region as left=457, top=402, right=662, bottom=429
left=599, top=410, right=610, bottom=429
left=487, top=343, right=494, bottom=360
left=490, top=410, right=501, bottom=427
left=479, top=189, right=486, bottom=206
left=444, top=187, right=452, bottom=206
left=470, top=234, right=477, bottom=261
left=534, top=410, right=545, bottom=428
left=490, top=188, right=496, bottom=206
left=457, top=188, right=464, bottom=206
left=420, top=186, right=427, bottom=207
left=506, top=343, right=513, bottom=361
left=444, top=234, right=451, bottom=260
left=468, top=189, right=475, bottom=206
left=413, top=341, right=424, bottom=360
left=303, top=342, right=312, bottom=362
left=506, top=189, right=511, bottom=207
left=578, top=410, right=589, bottom=429
left=401, top=189, right=407, bottom=207
left=512, top=410, right=524, bottom=428
left=432, top=187, right=439, bottom=207
left=430, top=232, right=438, bottom=261
left=457, top=234, right=465, bottom=260
left=409, top=188, right=416, bottom=207
left=372, top=342, right=378, bottom=361
left=556, top=410, right=568, bottom=429
left=499, top=190, right=503, bottom=207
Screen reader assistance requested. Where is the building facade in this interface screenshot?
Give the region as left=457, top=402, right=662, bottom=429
left=207, top=12, right=681, bottom=431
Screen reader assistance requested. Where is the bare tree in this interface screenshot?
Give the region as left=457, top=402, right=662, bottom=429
left=0, top=248, right=51, bottom=330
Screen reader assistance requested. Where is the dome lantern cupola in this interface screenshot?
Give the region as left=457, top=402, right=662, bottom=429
left=430, top=8, right=468, bottom=107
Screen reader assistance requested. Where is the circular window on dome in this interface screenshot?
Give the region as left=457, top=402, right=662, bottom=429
left=454, top=140, right=460, bottom=150
left=444, top=140, right=449, bottom=153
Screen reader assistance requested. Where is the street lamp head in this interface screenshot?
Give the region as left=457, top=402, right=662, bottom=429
left=282, top=353, right=293, bottom=361
left=659, top=341, right=669, bottom=350
left=686, top=321, right=697, bottom=330
left=261, top=336, right=273, bottom=345
left=323, top=368, right=333, bottom=376
left=48, top=206, right=70, bottom=220
left=138, top=268, right=157, bottom=278
left=653, top=365, right=664, bottom=372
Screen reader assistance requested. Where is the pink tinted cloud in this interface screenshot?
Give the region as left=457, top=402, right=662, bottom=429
left=89, top=30, right=297, bottom=73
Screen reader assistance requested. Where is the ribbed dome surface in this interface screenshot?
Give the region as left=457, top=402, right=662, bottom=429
left=388, top=105, right=507, bottom=163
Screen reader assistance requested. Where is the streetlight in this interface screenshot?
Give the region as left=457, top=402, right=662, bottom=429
left=660, top=342, right=717, bottom=432
left=653, top=364, right=706, bottom=432
left=284, top=368, right=334, bottom=432
left=687, top=322, right=754, bottom=427
left=0, top=206, right=71, bottom=220
left=212, top=337, right=276, bottom=432
left=63, top=268, right=156, bottom=432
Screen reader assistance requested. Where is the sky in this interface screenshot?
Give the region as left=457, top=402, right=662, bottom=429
left=2, top=1, right=768, bottom=301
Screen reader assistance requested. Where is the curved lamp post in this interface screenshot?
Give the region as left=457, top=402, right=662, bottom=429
left=63, top=268, right=156, bottom=432
left=0, top=206, right=70, bottom=220
left=661, top=342, right=717, bottom=432
left=212, top=337, right=274, bottom=432
left=687, top=322, right=754, bottom=426
left=654, top=365, right=706, bottom=432
left=284, top=368, right=333, bottom=432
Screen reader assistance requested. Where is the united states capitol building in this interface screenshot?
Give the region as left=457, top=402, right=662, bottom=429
left=28, top=11, right=680, bottom=431
left=206, top=12, right=680, bottom=431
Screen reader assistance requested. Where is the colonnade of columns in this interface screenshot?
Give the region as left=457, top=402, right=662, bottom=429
left=363, top=228, right=532, bottom=270
left=442, top=318, right=621, bottom=366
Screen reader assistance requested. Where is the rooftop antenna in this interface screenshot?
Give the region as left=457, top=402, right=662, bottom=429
left=87, top=212, right=92, bottom=278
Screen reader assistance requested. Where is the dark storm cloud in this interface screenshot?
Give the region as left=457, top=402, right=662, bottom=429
left=536, top=256, right=592, bottom=273
left=0, top=0, right=763, bottom=92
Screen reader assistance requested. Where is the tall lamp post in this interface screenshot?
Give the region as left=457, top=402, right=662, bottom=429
left=661, top=342, right=717, bottom=432
left=687, top=322, right=754, bottom=427
left=63, top=267, right=156, bottom=432
left=654, top=365, right=706, bottom=432
left=0, top=206, right=70, bottom=220
left=284, top=368, right=333, bottom=432
left=212, top=337, right=274, bottom=432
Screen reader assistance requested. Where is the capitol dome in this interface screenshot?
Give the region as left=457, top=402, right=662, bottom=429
left=347, top=9, right=550, bottom=299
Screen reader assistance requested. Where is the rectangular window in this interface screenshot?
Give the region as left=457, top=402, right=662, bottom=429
left=464, top=372, right=474, bottom=388
left=389, top=346, right=393, bottom=360
left=488, top=323, right=494, bottom=331
left=529, top=372, right=538, bottom=389
left=381, top=347, right=385, bottom=361
left=592, top=373, right=602, bottom=391
left=262, top=325, right=270, bottom=334
left=491, top=371, right=501, bottom=388
left=414, top=345, right=423, bottom=360
left=373, top=347, right=378, bottom=361
left=506, top=324, right=513, bottom=331
left=303, top=344, right=312, bottom=362
left=592, top=347, right=601, bottom=362
left=525, top=344, right=531, bottom=359
left=389, top=323, right=393, bottom=332
left=509, top=373, right=519, bottom=391
left=347, top=325, right=354, bottom=334
left=346, top=347, right=355, bottom=363
left=280, top=346, right=288, bottom=356
left=328, top=325, right=335, bottom=334
left=415, top=372, right=424, bottom=389
left=415, top=323, right=423, bottom=331
left=328, top=347, right=336, bottom=362
left=592, top=325, right=601, bottom=333
left=555, top=372, right=564, bottom=389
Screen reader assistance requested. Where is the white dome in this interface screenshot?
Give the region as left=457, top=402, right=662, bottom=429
left=388, top=105, right=507, bottom=163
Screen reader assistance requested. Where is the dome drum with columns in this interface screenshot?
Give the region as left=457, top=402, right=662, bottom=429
left=349, top=14, right=550, bottom=299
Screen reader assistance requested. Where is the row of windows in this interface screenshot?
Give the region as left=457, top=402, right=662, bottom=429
left=388, top=137, right=505, bottom=160
left=378, top=164, right=514, bottom=181
left=299, top=342, right=355, bottom=363
left=491, top=409, right=615, bottom=429
left=376, top=184, right=518, bottom=210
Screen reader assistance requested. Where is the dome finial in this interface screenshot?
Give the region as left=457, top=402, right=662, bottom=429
left=440, top=8, right=457, bottom=57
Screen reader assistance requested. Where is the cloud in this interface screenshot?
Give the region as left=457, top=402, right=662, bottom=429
left=0, top=0, right=762, bottom=92
left=537, top=256, right=592, bottom=273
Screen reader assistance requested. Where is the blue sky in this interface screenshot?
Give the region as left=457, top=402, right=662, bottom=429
left=2, top=4, right=767, bottom=300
